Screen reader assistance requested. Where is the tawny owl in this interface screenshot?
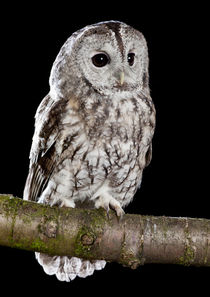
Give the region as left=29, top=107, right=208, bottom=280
left=23, top=21, right=156, bottom=282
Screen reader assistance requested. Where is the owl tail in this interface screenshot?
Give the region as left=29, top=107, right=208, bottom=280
left=35, top=252, right=106, bottom=282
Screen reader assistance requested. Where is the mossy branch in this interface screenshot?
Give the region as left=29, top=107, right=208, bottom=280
left=0, top=194, right=209, bottom=268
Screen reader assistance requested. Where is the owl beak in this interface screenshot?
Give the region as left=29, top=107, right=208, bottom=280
left=120, top=71, right=125, bottom=86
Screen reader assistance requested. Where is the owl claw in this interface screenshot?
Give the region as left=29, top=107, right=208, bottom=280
left=94, top=194, right=124, bottom=219
left=106, top=208, right=110, bottom=219
left=114, top=205, right=125, bottom=220
left=102, top=201, right=110, bottom=219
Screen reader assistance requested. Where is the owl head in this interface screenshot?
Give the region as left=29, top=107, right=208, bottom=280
left=49, top=21, right=149, bottom=99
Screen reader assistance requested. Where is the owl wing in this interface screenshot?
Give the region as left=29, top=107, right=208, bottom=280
left=145, top=143, right=152, bottom=167
left=23, top=94, right=64, bottom=202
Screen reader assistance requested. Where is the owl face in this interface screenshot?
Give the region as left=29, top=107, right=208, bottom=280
left=50, top=21, right=149, bottom=98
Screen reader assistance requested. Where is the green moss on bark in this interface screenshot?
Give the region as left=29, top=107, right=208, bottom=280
left=73, top=208, right=107, bottom=259
left=178, top=245, right=195, bottom=266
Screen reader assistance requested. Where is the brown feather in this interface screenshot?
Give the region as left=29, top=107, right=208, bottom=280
left=24, top=94, right=68, bottom=201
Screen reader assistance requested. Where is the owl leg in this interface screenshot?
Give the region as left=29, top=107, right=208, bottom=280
left=92, top=187, right=124, bottom=218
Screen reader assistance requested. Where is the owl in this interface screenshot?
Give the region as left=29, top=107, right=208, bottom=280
left=23, top=21, right=156, bottom=282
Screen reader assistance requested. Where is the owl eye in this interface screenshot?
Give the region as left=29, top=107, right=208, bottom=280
left=127, top=53, right=135, bottom=66
left=91, top=53, right=110, bottom=67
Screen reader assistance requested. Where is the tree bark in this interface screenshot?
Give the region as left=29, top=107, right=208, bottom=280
left=0, top=194, right=209, bottom=268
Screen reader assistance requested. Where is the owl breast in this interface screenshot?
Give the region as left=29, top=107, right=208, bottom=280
left=39, top=91, right=155, bottom=209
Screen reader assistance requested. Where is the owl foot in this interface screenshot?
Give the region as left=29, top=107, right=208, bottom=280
left=60, top=198, right=75, bottom=208
left=94, top=194, right=124, bottom=219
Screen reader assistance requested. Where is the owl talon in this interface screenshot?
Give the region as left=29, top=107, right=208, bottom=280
left=115, top=206, right=125, bottom=220
left=103, top=202, right=110, bottom=219
left=106, top=209, right=110, bottom=219
left=94, top=194, right=124, bottom=219
left=111, top=204, right=125, bottom=220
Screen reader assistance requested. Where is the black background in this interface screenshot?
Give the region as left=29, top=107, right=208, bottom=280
left=0, top=2, right=209, bottom=295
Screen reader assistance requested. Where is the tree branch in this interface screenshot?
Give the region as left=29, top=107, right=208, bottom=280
left=0, top=194, right=209, bottom=268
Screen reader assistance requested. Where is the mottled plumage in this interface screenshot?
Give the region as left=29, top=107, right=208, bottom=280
left=24, top=21, right=156, bottom=281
